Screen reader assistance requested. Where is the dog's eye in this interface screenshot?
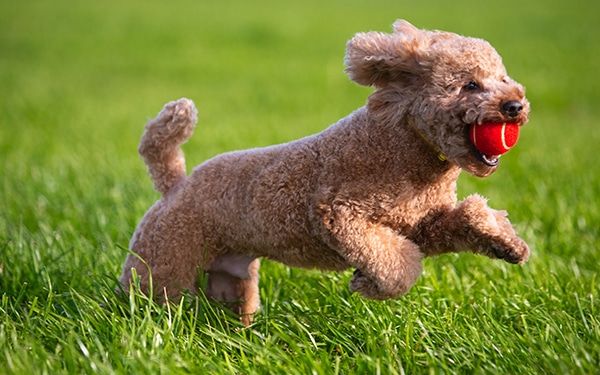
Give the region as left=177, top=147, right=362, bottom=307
left=463, top=82, right=480, bottom=91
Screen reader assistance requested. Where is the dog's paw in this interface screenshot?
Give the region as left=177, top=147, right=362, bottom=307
left=488, top=210, right=529, bottom=264
left=350, top=269, right=377, bottom=299
left=350, top=269, right=393, bottom=300
left=458, top=195, right=530, bottom=265
left=490, top=235, right=530, bottom=264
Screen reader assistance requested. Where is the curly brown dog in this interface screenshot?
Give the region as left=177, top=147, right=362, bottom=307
left=119, top=20, right=530, bottom=325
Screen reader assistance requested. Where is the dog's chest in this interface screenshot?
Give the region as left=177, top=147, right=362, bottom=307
left=376, top=171, right=460, bottom=233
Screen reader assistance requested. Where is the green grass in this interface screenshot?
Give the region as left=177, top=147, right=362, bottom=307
left=1, top=0, right=599, bottom=373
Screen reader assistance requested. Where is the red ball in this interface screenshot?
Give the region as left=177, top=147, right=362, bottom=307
left=469, top=122, right=520, bottom=156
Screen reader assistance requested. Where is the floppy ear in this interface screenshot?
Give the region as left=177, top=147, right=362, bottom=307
left=344, top=20, right=428, bottom=87
left=393, top=19, right=420, bottom=36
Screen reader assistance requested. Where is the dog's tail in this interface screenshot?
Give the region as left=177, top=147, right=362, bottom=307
left=138, top=98, right=197, bottom=196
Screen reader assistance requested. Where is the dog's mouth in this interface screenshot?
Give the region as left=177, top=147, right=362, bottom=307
left=460, top=116, right=525, bottom=176
left=463, top=123, right=501, bottom=169
left=476, top=151, right=500, bottom=167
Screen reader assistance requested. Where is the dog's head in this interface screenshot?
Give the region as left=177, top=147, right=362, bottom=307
left=345, top=20, right=529, bottom=177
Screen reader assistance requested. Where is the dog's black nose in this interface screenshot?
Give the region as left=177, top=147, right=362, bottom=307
left=502, top=100, right=523, bottom=117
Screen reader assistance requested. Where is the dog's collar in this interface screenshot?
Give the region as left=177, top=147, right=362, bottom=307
left=406, top=118, right=447, bottom=162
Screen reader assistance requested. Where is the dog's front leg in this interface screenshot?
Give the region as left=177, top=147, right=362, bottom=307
left=411, top=194, right=529, bottom=264
left=326, top=217, right=424, bottom=300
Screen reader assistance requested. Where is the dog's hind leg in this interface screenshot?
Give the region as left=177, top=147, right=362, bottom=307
left=138, top=98, right=197, bottom=196
left=205, top=255, right=261, bottom=326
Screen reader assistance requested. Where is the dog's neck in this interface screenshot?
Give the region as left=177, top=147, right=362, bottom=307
left=406, top=117, right=447, bottom=162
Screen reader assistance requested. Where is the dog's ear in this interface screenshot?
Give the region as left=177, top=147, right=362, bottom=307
left=392, top=19, right=420, bottom=37
left=345, top=20, right=428, bottom=87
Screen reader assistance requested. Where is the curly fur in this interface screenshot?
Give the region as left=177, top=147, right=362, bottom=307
left=119, top=20, right=530, bottom=325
